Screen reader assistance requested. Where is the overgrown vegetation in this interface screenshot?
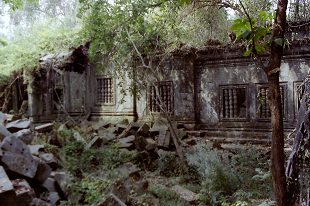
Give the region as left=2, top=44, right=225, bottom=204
left=32, top=124, right=275, bottom=206
left=185, top=143, right=273, bottom=205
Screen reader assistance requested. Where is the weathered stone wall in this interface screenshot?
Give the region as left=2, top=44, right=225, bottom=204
left=136, top=56, right=196, bottom=123
left=90, top=64, right=135, bottom=123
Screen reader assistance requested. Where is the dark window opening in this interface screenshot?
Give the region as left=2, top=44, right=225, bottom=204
left=53, top=88, right=63, bottom=110
left=223, top=87, right=247, bottom=119
left=258, top=85, right=285, bottom=119
left=149, top=81, right=173, bottom=113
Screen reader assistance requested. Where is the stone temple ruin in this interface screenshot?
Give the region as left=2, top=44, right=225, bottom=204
left=1, top=22, right=310, bottom=143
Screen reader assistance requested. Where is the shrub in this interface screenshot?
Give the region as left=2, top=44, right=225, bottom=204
left=186, top=143, right=273, bottom=205
left=157, top=151, right=183, bottom=177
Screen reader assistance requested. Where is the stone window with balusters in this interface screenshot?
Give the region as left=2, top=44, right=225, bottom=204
left=149, top=81, right=173, bottom=113
left=97, top=77, right=115, bottom=105
left=221, top=85, right=247, bottom=120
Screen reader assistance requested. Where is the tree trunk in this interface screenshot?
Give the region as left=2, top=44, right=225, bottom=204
left=264, top=0, right=290, bottom=205
left=267, top=73, right=289, bottom=206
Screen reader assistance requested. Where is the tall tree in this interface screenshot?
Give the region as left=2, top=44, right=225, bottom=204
left=231, top=0, right=289, bottom=204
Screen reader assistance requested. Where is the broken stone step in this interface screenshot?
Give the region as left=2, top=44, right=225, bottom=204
left=0, top=166, right=17, bottom=206
left=34, top=123, right=54, bottom=133
left=187, top=131, right=206, bottom=137
left=208, top=137, right=271, bottom=144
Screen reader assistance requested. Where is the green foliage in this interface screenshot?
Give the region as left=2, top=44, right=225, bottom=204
left=0, top=19, right=84, bottom=77
left=186, top=143, right=273, bottom=205
left=66, top=173, right=111, bottom=205
left=157, top=151, right=182, bottom=176
left=61, top=139, right=98, bottom=177
left=230, top=10, right=291, bottom=57
left=149, top=184, right=186, bottom=206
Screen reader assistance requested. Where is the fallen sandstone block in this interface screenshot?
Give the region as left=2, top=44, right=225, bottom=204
left=137, top=124, right=150, bottom=136
left=35, top=123, right=54, bottom=133
left=33, top=157, right=52, bottom=184
left=157, top=130, right=171, bottom=149
left=87, top=136, right=102, bottom=149
left=42, top=178, right=57, bottom=193
left=12, top=179, right=36, bottom=206
left=0, top=111, right=7, bottom=126
left=171, top=185, right=198, bottom=205
left=30, top=198, right=52, bottom=206
left=29, top=145, right=44, bottom=156
left=54, top=172, right=71, bottom=195
left=1, top=135, right=33, bottom=160
left=6, top=119, right=34, bottom=133
left=0, top=166, right=17, bottom=206
left=0, top=124, right=12, bottom=141
left=40, top=192, right=60, bottom=205
left=13, top=129, right=34, bottom=145
left=39, top=153, right=58, bottom=171
left=1, top=151, right=38, bottom=179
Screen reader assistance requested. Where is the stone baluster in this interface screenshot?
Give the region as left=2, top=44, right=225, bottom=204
left=107, top=78, right=112, bottom=103
left=104, top=79, right=108, bottom=103
left=261, top=88, right=266, bottom=118
left=233, top=88, right=238, bottom=118
left=266, top=88, right=271, bottom=117
left=224, top=89, right=229, bottom=118
left=111, top=79, right=114, bottom=103
left=229, top=89, right=233, bottom=118
left=167, top=84, right=171, bottom=112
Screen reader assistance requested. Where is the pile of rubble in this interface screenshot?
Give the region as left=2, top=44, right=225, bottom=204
left=0, top=112, right=70, bottom=206
left=0, top=112, right=201, bottom=205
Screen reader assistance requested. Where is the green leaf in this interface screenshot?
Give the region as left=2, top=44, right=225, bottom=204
left=245, top=22, right=251, bottom=30
left=230, top=23, right=242, bottom=31
left=269, top=13, right=273, bottom=21
left=244, top=49, right=252, bottom=56
left=234, top=19, right=242, bottom=23
left=241, top=29, right=250, bottom=38
left=185, top=0, right=190, bottom=5
left=274, top=38, right=283, bottom=46
left=260, top=11, right=266, bottom=16
left=246, top=33, right=254, bottom=43
left=254, top=27, right=268, bottom=42
left=180, top=0, right=185, bottom=7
